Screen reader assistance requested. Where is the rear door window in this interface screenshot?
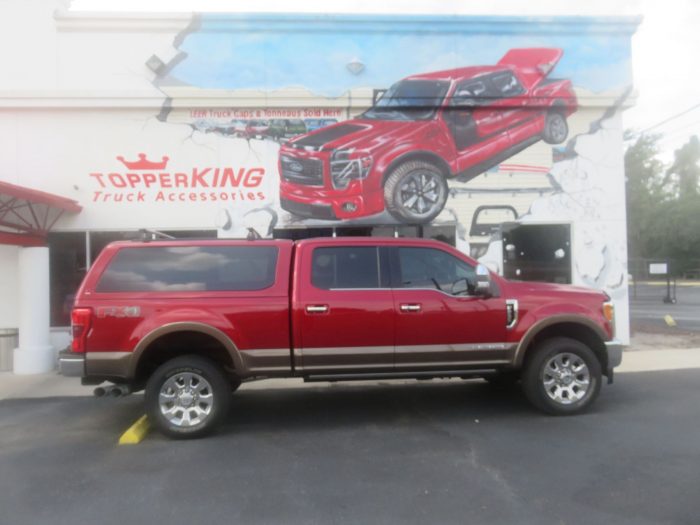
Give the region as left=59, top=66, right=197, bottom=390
left=489, top=71, right=525, bottom=98
left=311, top=246, right=381, bottom=289
left=451, top=78, right=496, bottom=107
left=96, top=245, right=278, bottom=292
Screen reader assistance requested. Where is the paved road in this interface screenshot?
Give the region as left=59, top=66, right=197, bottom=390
left=630, top=282, right=700, bottom=332
left=1, top=371, right=700, bottom=525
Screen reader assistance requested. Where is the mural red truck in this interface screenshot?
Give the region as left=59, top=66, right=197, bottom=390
left=279, top=48, right=577, bottom=223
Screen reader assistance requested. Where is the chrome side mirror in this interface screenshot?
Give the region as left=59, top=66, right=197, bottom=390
left=475, top=264, right=491, bottom=296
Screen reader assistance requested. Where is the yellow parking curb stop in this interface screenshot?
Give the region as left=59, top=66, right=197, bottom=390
left=118, top=415, right=150, bottom=445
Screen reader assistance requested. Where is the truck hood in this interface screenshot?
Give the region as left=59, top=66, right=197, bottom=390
left=505, top=280, right=606, bottom=300
left=289, top=119, right=430, bottom=153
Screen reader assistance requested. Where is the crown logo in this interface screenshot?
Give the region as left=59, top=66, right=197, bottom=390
left=116, top=153, right=169, bottom=170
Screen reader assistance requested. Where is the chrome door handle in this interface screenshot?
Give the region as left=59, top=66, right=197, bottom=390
left=306, top=305, right=329, bottom=313
left=400, top=304, right=421, bottom=312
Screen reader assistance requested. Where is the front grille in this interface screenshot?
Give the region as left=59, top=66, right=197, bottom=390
left=280, top=155, right=324, bottom=186
left=280, top=198, right=337, bottom=220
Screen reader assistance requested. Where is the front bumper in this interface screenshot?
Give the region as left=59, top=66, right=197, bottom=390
left=280, top=197, right=338, bottom=220
left=604, top=340, right=623, bottom=383
left=605, top=340, right=623, bottom=369
left=58, top=350, right=85, bottom=377
left=279, top=182, right=385, bottom=220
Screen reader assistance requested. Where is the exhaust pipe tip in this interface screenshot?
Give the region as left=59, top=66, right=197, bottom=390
left=93, top=387, right=106, bottom=397
left=110, top=387, right=122, bottom=398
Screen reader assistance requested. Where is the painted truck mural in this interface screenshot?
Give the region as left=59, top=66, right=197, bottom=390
left=279, top=48, right=577, bottom=223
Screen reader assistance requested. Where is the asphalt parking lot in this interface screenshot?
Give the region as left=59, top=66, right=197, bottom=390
left=631, top=282, right=700, bottom=332
left=1, top=370, right=700, bottom=525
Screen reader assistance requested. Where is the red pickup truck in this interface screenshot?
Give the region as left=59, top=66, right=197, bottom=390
left=59, top=237, right=620, bottom=438
left=279, top=48, right=576, bottom=223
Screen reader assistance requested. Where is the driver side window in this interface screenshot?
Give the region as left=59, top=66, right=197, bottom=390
left=451, top=79, right=494, bottom=107
left=396, top=247, right=476, bottom=294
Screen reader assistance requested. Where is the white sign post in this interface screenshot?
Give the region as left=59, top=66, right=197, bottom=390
left=648, top=263, right=668, bottom=275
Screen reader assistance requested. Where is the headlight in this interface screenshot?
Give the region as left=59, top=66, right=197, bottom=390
left=330, top=148, right=373, bottom=189
left=603, top=301, right=615, bottom=336
left=603, top=302, right=614, bottom=322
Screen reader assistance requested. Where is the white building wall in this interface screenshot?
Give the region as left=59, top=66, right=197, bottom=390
left=0, top=246, right=20, bottom=329
left=0, top=1, right=63, bottom=92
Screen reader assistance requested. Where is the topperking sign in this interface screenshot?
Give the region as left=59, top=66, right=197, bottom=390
left=89, top=154, right=268, bottom=204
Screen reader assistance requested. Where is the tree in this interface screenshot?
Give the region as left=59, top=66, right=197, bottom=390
left=624, top=133, right=666, bottom=259
left=625, top=133, right=700, bottom=274
left=661, top=135, right=700, bottom=271
left=666, top=135, right=700, bottom=199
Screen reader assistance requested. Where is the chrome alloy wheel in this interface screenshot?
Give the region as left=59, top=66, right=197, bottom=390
left=158, top=372, right=214, bottom=428
left=398, top=171, right=445, bottom=219
left=541, top=352, right=591, bottom=405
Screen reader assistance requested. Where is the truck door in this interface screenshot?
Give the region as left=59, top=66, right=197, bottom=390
left=488, top=70, right=530, bottom=131
left=445, top=77, right=511, bottom=174
left=293, top=242, right=395, bottom=373
left=390, top=245, right=511, bottom=370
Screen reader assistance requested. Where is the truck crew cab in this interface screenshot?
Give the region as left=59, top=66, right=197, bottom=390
left=60, top=237, right=621, bottom=438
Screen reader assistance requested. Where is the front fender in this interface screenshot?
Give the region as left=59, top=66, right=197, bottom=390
left=512, top=311, right=608, bottom=367
left=376, top=146, right=453, bottom=182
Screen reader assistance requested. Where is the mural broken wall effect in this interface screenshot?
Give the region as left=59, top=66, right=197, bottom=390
left=478, top=94, right=631, bottom=341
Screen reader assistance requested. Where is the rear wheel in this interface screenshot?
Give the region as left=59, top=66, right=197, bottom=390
left=542, top=111, right=568, bottom=144
left=522, top=337, right=601, bottom=415
left=384, top=160, right=448, bottom=223
left=145, top=355, right=232, bottom=439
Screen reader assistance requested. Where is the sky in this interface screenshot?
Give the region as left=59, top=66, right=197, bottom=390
left=70, top=0, right=700, bottom=162
left=172, top=16, right=633, bottom=96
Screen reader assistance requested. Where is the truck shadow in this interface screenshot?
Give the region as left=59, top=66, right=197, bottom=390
left=221, top=379, right=536, bottom=433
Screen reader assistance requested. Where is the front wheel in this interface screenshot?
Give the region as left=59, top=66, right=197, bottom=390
left=521, top=337, right=601, bottom=415
left=145, top=355, right=232, bottom=439
left=384, top=160, right=448, bottom=224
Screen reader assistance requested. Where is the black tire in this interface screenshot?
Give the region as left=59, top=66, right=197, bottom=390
left=145, top=355, right=232, bottom=439
left=384, top=160, right=448, bottom=224
left=521, top=337, right=602, bottom=415
left=542, top=110, right=569, bottom=144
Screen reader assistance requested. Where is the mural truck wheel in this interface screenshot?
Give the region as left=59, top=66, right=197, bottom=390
left=384, top=161, right=448, bottom=224
left=542, top=110, right=569, bottom=144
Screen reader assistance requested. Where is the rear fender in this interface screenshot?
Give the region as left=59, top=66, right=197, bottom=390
left=128, top=320, right=245, bottom=378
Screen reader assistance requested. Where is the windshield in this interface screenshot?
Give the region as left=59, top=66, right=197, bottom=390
left=362, top=80, right=449, bottom=121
